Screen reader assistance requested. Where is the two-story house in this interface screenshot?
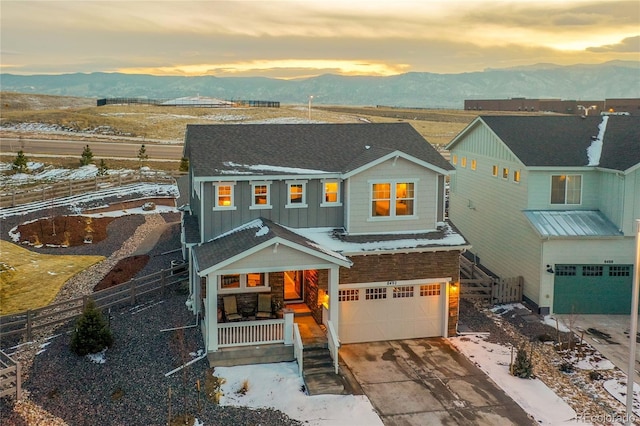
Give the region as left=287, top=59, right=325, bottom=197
left=181, top=123, right=469, bottom=366
left=446, top=115, right=639, bottom=315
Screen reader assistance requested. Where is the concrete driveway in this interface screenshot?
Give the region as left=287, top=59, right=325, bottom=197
left=340, top=338, right=535, bottom=425
left=565, top=314, right=640, bottom=385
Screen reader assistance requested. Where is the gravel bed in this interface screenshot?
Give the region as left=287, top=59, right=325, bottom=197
left=2, top=291, right=301, bottom=426
left=1, top=205, right=302, bottom=425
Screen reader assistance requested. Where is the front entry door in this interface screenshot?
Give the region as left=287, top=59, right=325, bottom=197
left=284, top=271, right=304, bottom=301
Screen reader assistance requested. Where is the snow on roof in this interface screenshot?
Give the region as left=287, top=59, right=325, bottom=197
left=287, top=222, right=468, bottom=254
left=220, top=161, right=330, bottom=175
left=587, top=115, right=608, bottom=166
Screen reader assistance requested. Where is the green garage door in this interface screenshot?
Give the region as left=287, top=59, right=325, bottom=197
left=553, top=264, right=634, bottom=314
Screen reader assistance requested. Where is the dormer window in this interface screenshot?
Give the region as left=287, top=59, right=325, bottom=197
left=286, top=180, right=308, bottom=208
left=214, top=182, right=236, bottom=210
left=321, top=180, right=341, bottom=207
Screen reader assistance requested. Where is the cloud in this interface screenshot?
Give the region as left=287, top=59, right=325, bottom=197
left=587, top=36, right=640, bottom=53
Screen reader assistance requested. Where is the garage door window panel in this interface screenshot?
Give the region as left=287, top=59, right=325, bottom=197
left=420, top=284, right=441, bottom=296
left=339, top=289, right=359, bottom=301
left=393, top=286, right=414, bottom=298
left=555, top=265, right=576, bottom=276
left=365, top=288, right=387, bottom=300
left=610, top=266, right=631, bottom=277
left=583, top=266, right=603, bottom=276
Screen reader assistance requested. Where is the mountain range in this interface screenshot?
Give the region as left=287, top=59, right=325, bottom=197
left=2, top=61, right=638, bottom=108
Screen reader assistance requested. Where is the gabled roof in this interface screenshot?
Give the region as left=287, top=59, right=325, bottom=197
left=193, top=218, right=351, bottom=274
left=523, top=210, right=623, bottom=238
left=447, top=115, right=640, bottom=172
left=184, top=123, right=453, bottom=178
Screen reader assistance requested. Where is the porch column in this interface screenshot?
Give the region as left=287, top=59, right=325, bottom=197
left=283, top=309, right=294, bottom=345
left=206, top=273, right=219, bottom=352
left=328, top=266, right=339, bottom=327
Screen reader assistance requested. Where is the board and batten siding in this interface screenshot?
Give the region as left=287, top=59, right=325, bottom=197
left=598, top=171, right=626, bottom=232
left=448, top=127, right=543, bottom=306
left=622, top=168, right=640, bottom=236
left=346, top=157, right=440, bottom=235
left=201, top=179, right=344, bottom=239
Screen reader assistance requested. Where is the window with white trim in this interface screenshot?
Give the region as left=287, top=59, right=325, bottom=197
left=461, top=157, right=467, bottom=168
left=371, top=181, right=416, bottom=218
left=219, top=273, right=269, bottom=292
left=286, top=181, right=308, bottom=208
left=250, top=182, right=272, bottom=209
left=551, top=175, right=582, bottom=204
left=502, top=167, right=509, bottom=180
left=492, top=165, right=498, bottom=177
left=214, top=182, right=236, bottom=210
left=321, top=180, right=341, bottom=206
left=452, top=155, right=457, bottom=165
left=471, top=159, right=477, bottom=170
left=513, top=170, right=521, bottom=183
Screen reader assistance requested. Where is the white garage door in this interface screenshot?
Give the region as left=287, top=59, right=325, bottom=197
left=338, top=282, right=446, bottom=344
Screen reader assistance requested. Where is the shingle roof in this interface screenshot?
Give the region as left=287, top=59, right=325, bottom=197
left=183, top=213, right=200, bottom=244
left=184, top=123, right=453, bottom=178
left=476, top=115, right=640, bottom=171
left=523, top=210, right=623, bottom=238
left=193, top=218, right=349, bottom=272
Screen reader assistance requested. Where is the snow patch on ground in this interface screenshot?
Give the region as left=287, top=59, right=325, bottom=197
left=216, top=362, right=383, bottom=426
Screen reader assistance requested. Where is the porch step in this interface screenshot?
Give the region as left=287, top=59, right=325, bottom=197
left=302, top=346, right=349, bottom=395
left=285, top=303, right=312, bottom=316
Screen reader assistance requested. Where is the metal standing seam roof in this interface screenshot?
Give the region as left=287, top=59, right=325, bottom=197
left=523, top=210, right=623, bottom=238
left=183, top=122, right=454, bottom=178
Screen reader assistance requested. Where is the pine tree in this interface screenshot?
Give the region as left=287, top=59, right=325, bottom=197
left=12, top=150, right=29, bottom=174
left=70, top=299, right=113, bottom=356
left=80, top=144, right=94, bottom=166
left=97, top=159, right=108, bottom=176
left=511, top=345, right=534, bottom=378
left=137, top=144, right=149, bottom=167
left=179, top=157, right=189, bottom=172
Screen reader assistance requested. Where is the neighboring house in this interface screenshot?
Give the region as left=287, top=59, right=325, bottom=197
left=181, top=123, right=469, bottom=366
left=446, top=115, right=640, bottom=315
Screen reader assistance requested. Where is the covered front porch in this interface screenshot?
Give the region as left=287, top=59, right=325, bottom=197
left=190, top=218, right=351, bottom=369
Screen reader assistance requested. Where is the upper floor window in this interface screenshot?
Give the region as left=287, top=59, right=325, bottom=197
left=286, top=180, right=308, bottom=208
left=551, top=175, right=581, bottom=204
left=513, top=170, right=521, bottom=183
left=492, top=165, right=498, bottom=177
left=471, top=159, right=477, bottom=171
left=250, top=181, right=272, bottom=210
left=371, top=181, right=415, bottom=218
left=214, top=182, right=236, bottom=210
left=321, top=180, right=341, bottom=206
left=502, top=167, right=509, bottom=179
left=460, top=157, right=467, bottom=168
left=451, top=155, right=457, bottom=165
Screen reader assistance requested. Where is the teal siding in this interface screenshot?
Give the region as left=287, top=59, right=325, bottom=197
left=553, top=264, right=634, bottom=314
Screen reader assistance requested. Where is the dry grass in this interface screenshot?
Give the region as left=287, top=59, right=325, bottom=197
left=0, top=92, right=488, bottom=146
left=0, top=240, right=104, bottom=315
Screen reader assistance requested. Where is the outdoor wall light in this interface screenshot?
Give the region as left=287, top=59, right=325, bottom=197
left=546, top=265, right=555, bottom=274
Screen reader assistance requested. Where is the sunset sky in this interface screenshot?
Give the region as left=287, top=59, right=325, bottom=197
left=1, top=0, right=638, bottom=78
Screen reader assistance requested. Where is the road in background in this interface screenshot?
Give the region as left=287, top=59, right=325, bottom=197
left=0, top=138, right=183, bottom=161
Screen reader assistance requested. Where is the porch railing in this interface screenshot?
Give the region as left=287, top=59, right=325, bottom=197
left=326, top=320, right=340, bottom=374
left=293, top=323, right=303, bottom=377
left=217, top=319, right=284, bottom=348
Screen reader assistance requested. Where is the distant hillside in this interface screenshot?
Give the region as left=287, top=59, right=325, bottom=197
left=2, top=61, right=638, bottom=108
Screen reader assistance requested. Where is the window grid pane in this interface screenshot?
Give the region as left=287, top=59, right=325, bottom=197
left=555, top=266, right=576, bottom=276
left=609, top=266, right=631, bottom=277
left=365, top=288, right=387, bottom=300
left=551, top=175, right=566, bottom=204
left=221, top=274, right=240, bottom=288
left=393, top=286, right=414, bottom=298
left=254, top=185, right=268, bottom=205
left=339, top=289, right=359, bottom=301
left=218, top=185, right=232, bottom=207
left=395, top=183, right=414, bottom=216
left=290, top=184, right=303, bottom=203
left=582, top=266, right=603, bottom=276
left=324, top=182, right=339, bottom=203
left=420, top=284, right=441, bottom=296
left=566, top=175, right=581, bottom=204
left=372, top=183, right=391, bottom=217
